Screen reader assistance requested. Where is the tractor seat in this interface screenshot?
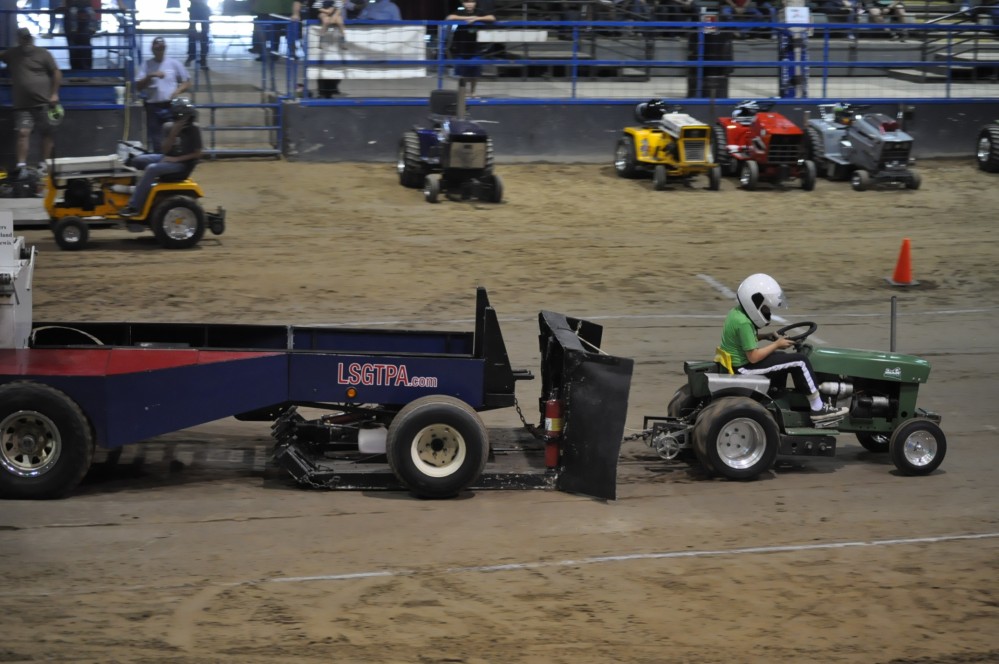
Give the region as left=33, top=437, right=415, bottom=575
left=157, top=162, right=197, bottom=183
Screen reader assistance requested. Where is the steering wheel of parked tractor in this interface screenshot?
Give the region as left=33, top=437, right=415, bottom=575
left=777, top=322, right=818, bottom=345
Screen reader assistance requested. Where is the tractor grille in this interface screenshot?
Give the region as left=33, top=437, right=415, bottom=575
left=880, top=141, right=911, bottom=167
left=680, top=139, right=708, bottom=163
left=767, top=135, right=801, bottom=165
left=447, top=142, right=488, bottom=170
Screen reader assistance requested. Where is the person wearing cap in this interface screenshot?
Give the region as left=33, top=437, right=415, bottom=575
left=0, top=28, right=62, bottom=179
left=135, top=37, right=191, bottom=152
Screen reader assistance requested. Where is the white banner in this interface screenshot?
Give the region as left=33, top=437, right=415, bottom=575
left=306, top=25, right=426, bottom=80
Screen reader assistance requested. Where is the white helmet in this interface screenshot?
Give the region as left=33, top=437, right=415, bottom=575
left=736, top=273, right=786, bottom=329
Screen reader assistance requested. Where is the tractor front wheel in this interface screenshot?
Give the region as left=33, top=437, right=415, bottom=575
left=482, top=173, right=503, bottom=203
left=692, top=397, right=779, bottom=480
left=53, top=216, right=89, bottom=251
left=653, top=165, right=668, bottom=191
left=889, top=419, right=946, bottom=476
left=856, top=432, right=890, bottom=453
left=801, top=160, right=817, bottom=191
left=739, top=160, right=759, bottom=190
left=614, top=135, right=639, bottom=179
left=976, top=124, right=999, bottom=172
left=850, top=169, right=871, bottom=192
left=906, top=172, right=922, bottom=190
left=151, top=196, right=206, bottom=249
left=386, top=396, right=489, bottom=498
left=423, top=174, right=441, bottom=203
left=707, top=165, right=722, bottom=191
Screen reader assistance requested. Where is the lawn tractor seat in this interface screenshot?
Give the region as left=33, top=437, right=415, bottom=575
left=156, top=160, right=198, bottom=183
left=430, top=89, right=459, bottom=120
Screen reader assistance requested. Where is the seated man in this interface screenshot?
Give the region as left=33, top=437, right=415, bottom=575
left=119, top=97, right=202, bottom=217
left=719, top=273, right=849, bottom=426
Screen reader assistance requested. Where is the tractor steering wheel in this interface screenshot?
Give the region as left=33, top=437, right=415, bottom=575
left=776, top=322, right=818, bottom=344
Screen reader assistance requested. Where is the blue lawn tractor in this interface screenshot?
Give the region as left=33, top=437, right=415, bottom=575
left=396, top=87, right=503, bottom=204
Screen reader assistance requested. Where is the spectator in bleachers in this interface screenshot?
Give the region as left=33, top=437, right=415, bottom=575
left=867, top=0, right=908, bottom=39
left=822, top=0, right=861, bottom=41
left=655, top=0, right=700, bottom=23
left=357, top=0, right=402, bottom=20
left=962, top=0, right=999, bottom=24
left=719, top=0, right=774, bottom=36
left=447, top=0, right=496, bottom=96
left=187, top=0, right=211, bottom=69
left=60, top=0, right=98, bottom=70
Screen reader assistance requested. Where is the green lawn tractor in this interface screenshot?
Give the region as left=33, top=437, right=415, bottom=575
left=645, top=322, right=945, bottom=481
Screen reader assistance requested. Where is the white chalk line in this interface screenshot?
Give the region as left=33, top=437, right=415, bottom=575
left=268, top=531, right=999, bottom=584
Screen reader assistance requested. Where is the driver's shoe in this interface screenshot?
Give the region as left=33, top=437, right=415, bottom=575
left=811, top=403, right=849, bottom=427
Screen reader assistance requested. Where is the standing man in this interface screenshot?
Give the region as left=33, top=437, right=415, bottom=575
left=135, top=37, right=191, bottom=152
left=187, top=0, right=211, bottom=70
left=61, top=0, right=98, bottom=70
left=0, top=28, right=62, bottom=179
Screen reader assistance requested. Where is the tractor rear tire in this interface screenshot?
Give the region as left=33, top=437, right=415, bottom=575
left=398, top=131, right=426, bottom=188
left=614, top=135, right=640, bottom=179
left=692, top=397, right=779, bottom=480
left=53, top=216, right=89, bottom=251
left=151, top=195, right=206, bottom=249
left=386, top=395, right=489, bottom=498
left=801, top=160, right=817, bottom=191
left=856, top=432, right=890, bottom=453
left=805, top=126, right=828, bottom=178
left=889, top=419, right=946, bottom=476
left=712, top=125, right=737, bottom=176
left=851, top=169, right=871, bottom=192
left=653, top=165, right=668, bottom=191
left=423, top=174, right=441, bottom=203
left=0, top=382, right=94, bottom=500
left=739, top=160, right=759, bottom=191
left=667, top=384, right=700, bottom=419
left=976, top=124, right=999, bottom=172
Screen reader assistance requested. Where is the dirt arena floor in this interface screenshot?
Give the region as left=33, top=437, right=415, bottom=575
left=2, top=158, right=999, bottom=663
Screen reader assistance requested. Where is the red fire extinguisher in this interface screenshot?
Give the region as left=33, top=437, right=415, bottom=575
left=543, top=396, right=564, bottom=469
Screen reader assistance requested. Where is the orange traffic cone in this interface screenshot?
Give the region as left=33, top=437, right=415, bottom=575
left=886, top=238, right=919, bottom=287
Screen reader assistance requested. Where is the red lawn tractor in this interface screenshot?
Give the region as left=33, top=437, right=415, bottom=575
left=713, top=100, right=817, bottom=191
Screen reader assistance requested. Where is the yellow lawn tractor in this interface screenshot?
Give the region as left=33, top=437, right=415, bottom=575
left=43, top=149, right=225, bottom=251
left=614, top=99, right=722, bottom=191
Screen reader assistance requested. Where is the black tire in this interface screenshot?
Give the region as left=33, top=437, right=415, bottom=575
left=484, top=173, right=503, bottom=203
left=851, top=169, right=871, bottom=192
left=889, top=419, right=946, bottom=476
left=739, top=160, right=759, bottom=190
left=653, top=164, right=668, bottom=191
left=906, top=171, right=922, bottom=190
left=976, top=124, right=999, bottom=173
left=856, top=432, right=890, bottom=453
left=707, top=165, right=722, bottom=191
left=386, top=395, right=489, bottom=498
left=423, top=174, right=441, bottom=203
left=53, top=216, right=89, bottom=251
left=397, top=131, right=426, bottom=188
left=0, top=382, right=94, bottom=499
left=667, top=384, right=700, bottom=419
left=805, top=126, right=827, bottom=178
left=151, top=195, right=206, bottom=249
left=614, top=135, right=639, bottom=178
left=712, top=124, right=737, bottom=176
left=801, top=159, right=817, bottom=191
left=692, top=396, right=779, bottom=480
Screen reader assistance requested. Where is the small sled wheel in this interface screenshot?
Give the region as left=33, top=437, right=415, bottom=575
left=889, top=419, right=946, bottom=476
left=53, top=216, right=89, bottom=251
left=386, top=395, right=489, bottom=498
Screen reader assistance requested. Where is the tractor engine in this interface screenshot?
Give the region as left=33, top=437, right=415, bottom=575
left=439, top=119, right=490, bottom=172
left=848, top=113, right=913, bottom=172
left=818, top=380, right=897, bottom=420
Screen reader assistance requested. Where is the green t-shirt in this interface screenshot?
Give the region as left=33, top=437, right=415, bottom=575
left=720, top=306, right=759, bottom=368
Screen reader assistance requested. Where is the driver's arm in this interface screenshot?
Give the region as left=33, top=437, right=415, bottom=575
left=746, top=337, right=794, bottom=364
